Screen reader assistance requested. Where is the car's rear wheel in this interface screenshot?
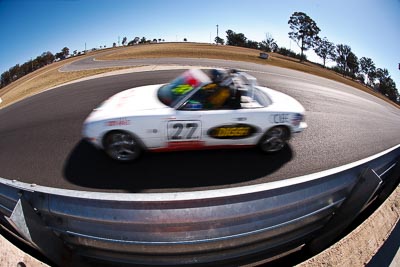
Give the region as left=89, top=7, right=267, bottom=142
left=259, top=126, right=289, bottom=153
left=103, top=131, right=142, bottom=162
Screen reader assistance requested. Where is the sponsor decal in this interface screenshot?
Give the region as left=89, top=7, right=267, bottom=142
left=172, top=84, right=194, bottom=95
left=105, top=119, right=130, bottom=127
left=291, top=113, right=303, bottom=126
left=208, top=124, right=257, bottom=139
left=271, top=114, right=290, bottom=124
left=167, top=121, right=201, bottom=141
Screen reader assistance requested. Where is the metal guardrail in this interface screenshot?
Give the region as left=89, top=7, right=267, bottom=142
left=0, top=144, right=399, bottom=266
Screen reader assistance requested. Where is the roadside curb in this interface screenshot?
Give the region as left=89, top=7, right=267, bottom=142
left=297, top=184, right=400, bottom=267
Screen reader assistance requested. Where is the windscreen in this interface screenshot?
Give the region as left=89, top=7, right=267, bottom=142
left=157, top=69, right=211, bottom=107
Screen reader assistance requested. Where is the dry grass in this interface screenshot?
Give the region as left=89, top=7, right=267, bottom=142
left=1, top=42, right=398, bottom=109
left=0, top=53, right=133, bottom=108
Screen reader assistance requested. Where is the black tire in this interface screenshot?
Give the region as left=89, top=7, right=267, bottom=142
left=103, top=131, right=142, bottom=162
left=259, top=126, right=289, bottom=153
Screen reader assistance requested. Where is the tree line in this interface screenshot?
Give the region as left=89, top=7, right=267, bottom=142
left=1, top=47, right=72, bottom=89
left=0, top=36, right=169, bottom=89
left=216, top=12, right=399, bottom=104
left=121, top=36, right=165, bottom=46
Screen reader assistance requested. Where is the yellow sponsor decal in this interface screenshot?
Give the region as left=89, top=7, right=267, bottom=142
left=214, top=127, right=250, bottom=137
left=208, top=124, right=257, bottom=139
left=172, top=84, right=193, bottom=95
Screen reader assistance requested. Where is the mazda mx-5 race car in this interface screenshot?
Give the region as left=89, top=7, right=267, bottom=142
left=82, top=69, right=307, bottom=162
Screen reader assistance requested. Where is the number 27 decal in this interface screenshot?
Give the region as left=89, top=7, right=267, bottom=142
left=167, top=121, right=201, bottom=141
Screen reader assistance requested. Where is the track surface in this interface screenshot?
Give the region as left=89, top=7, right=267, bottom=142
left=0, top=58, right=399, bottom=193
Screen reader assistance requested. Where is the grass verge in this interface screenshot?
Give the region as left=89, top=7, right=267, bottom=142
left=0, top=54, right=135, bottom=109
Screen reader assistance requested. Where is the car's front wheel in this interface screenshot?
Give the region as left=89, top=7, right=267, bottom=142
left=259, top=126, right=289, bottom=153
left=103, top=131, right=142, bottom=162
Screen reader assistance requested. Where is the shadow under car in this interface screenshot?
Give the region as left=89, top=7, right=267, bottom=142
left=63, top=140, right=293, bottom=193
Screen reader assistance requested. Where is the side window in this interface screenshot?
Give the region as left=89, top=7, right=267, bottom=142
left=182, top=83, right=240, bottom=110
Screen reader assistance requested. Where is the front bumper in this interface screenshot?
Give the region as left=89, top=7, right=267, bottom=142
left=293, top=122, right=308, bottom=133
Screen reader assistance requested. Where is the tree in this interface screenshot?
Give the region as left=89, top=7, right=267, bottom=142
left=113, top=42, right=116, bottom=47
left=346, top=51, right=359, bottom=78
left=261, top=33, right=278, bottom=52
left=152, top=39, right=158, bottom=43
left=158, top=38, right=162, bottom=42
left=359, top=57, right=376, bottom=87
left=246, top=40, right=259, bottom=49
left=128, top=37, right=140, bottom=46
left=183, top=38, right=187, bottom=42
left=314, top=37, right=335, bottom=67
left=55, top=51, right=65, bottom=61
left=41, top=51, right=55, bottom=65
left=335, top=44, right=351, bottom=76
left=140, top=37, right=147, bottom=44
left=226, top=29, right=247, bottom=47
left=61, top=47, right=69, bottom=58
left=1, top=71, right=11, bottom=88
left=375, top=68, right=398, bottom=101
left=288, top=12, right=320, bottom=61
left=214, top=36, right=224, bottom=45
left=122, top=37, right=127, bottom=46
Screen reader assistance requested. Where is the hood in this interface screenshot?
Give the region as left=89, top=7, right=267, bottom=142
left=258, top=86, right=305, bottom=113
left=86, top=84, right=169, bottom=121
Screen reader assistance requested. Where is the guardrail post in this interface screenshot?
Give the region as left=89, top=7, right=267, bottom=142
left=305, top=167, right=383, bottom=255
left=378, top=161, right=400, bottom=202
left=5, top=196, right=72, bottom=267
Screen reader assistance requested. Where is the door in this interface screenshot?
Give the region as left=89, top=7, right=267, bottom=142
left=201, top=109, right=260, bottom=147
left=164, top=110, right=203, bottom=150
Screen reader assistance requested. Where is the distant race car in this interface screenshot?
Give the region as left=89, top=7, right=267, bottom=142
left=82, top=69, right=307, bottom=162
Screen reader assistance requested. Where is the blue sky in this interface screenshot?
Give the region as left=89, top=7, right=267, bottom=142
left=0, top=0, right=399, bottom=88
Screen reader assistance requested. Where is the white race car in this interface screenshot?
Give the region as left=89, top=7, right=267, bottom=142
left=82, top=69, right=307, bottom=162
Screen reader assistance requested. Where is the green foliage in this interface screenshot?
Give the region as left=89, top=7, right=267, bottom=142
left=226, top=30, right=247, bottom=47
left=375, top=68, right=398, bottom=102
left=214, top=36, right=224, bottom=45
left=0, top=51, right=55, bottom=88
left=277, top=47, right=307, bottom=61
left=359, top=57, right=376, bottom=86
left=140, top=37, right=147, bottom=44
left=288, top=12, right=320, bottom=61
left=347, top=52, right=359, bottom=78
left=127, top=37, right=141, bottom=46
left=246, top=40, right=259, bottom=49
left=314, top=37, right=335, bottom=67
left=261, top=33, right=278, bottom=52
left=62, top=47, right=70, bottom=57
left=335, top=44, right=351, bottom=75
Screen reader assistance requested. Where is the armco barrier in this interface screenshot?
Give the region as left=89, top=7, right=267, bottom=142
left=0, top=144, right=399, bottom=266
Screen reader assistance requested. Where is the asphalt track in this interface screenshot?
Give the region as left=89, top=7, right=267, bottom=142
left=0, top=57, right=399, bottom=193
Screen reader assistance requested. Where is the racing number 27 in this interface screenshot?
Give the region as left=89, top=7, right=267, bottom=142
left=168, top=121, right=201, bottom=141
